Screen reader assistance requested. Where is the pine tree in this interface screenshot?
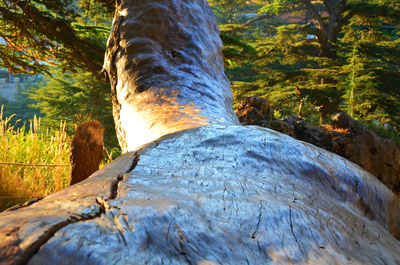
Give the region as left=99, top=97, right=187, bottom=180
left=215, top=0, right=400, bottom=126
left=0, top=0, right=113, bottom=75
left=1, top=1, right=118, bottom=148
left=28, top=68, right=118, bottom=149
left=340, top=23, right=400, bottom=126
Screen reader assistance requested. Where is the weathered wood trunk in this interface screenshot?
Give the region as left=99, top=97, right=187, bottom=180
left=0, top=1, right=399, bottom=265
left=102, top=0, right=239, bottom=153
left=1, top=126, right=400, bottom=265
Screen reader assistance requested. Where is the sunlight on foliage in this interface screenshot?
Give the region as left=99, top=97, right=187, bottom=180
left=0, top=106, right=71, bottom=211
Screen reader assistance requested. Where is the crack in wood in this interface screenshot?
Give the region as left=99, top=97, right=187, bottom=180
left=19, top=154, right=141, bottom=265
left=17, top=206, right=104, bottom=265
left=110, top=153, right=140, bottom=200
left=251, top=203, right=263, bottom=239
left=289, top=206, right=305, bottom=256
left=3, top=198, right=44, bottom=212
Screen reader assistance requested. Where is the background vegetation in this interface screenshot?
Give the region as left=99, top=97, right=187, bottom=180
left=211, top=0, right=400, bottom=130
left=0, top=107, right=70, bottom=211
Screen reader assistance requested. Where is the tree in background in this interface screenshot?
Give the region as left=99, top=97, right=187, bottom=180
left=0, top=0, right=119, bottom=151
left=0, top=0, right=399, bottom=142
left=244, top=0, right=400, bottom=58
left=0, top=0, right=113, bottom=75
left=27, top=69, right=118, bottom=150
left=212, top=0, right=400, bottom=128
left=209, top=0, right=249, bottom=24
left=340, top=8, right=400, bottom=126
left=0, top=77, right=39, bottom=122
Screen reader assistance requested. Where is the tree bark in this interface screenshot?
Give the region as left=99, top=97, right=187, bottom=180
left=70, top=121, right=104, bottom=185
left=1, top=126, right=400, bottom=265
left=301, top=0, right=346, bottom=58
left=102, top=0, right=239, bottom=152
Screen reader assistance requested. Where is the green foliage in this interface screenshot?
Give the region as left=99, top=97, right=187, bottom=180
left=346, top=0, right=400, bottom=20
left=0, top=0, right=119, bottom=152
left=339, top=9, right=400, bottom=126
left=258, top=0, right=301, bottom=16
left=210, top=1, right=260, bottom=68
left=213, top=0, right=400, bottom=128
left=209, top=0, right=249, bottom=24
left=28, top=68, right=119, bottom=151
left=1, top=0, right=399, bottom=156
left=220, top=32, right=257, bottom=67
left=363, top=121, right=400, bottom=148
left=0, top=0, right=113, bottom=75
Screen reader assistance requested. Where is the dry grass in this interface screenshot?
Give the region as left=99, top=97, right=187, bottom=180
left=0, top=106, right=71, bottom=211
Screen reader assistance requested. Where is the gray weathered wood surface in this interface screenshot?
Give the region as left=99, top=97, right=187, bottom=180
left=103, top=0, right=239, bottom=152
left=1, top=125, right=399, bottom=265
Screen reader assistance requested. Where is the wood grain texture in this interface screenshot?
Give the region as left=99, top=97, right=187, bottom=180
left=1, top=125, right=399, bottom=265
left=102, top=0, right=239, bottom=152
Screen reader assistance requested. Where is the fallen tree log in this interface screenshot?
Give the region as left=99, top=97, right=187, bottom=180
left=1, top=126, right=400, bottom=264
left=235, top=98, right=400, bottom=197
left=1, top=0, right=399, bottom=264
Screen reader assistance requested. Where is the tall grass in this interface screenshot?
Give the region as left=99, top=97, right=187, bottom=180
left=0, top=106, right=71, bottom=211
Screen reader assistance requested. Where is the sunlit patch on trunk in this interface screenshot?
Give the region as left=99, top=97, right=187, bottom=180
left=119, top=88, right=209, bottom=152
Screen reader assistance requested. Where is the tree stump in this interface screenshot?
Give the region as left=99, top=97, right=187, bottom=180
left=70, top=120, right=104, bottom=185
